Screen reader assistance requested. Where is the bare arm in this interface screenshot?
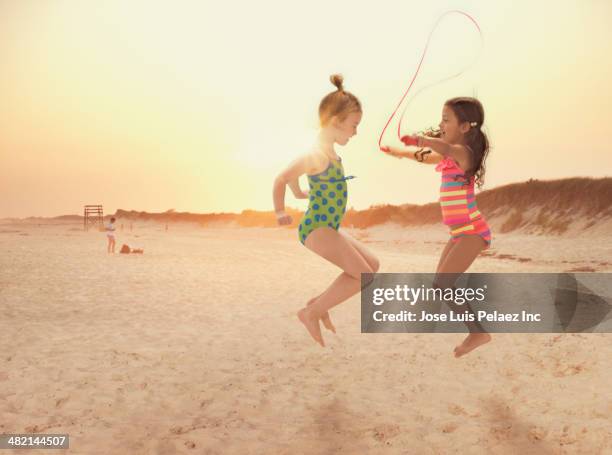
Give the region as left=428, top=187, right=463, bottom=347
left=381, top=145, right=444, bottom=165
left=273, top=153, right=324, bottom=225
left=287, top=178, right=308, bottom=199
left=418, top=137, right=470, bottom=171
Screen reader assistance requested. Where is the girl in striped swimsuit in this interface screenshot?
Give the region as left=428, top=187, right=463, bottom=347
left=381, top=97, right=492, bottom=357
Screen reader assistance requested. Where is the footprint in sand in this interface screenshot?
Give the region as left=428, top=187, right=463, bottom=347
left=372, top=423, right=401, bottom=442
left=448, top=403, right=469, bottom=416
left=441, top=422, right=458, bottom=433
left=55, top=397, right=69, bottom=408
left=552, top=362, right=587, bottom=377
left=528, top=425, right=548, bottom=442
left=559, top=425, right=585, bottom=446
left=543, top=335, right=563, bottom=347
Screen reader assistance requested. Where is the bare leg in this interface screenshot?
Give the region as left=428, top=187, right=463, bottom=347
left=340, top=230, right=381, bottom=273
left=306, top=229, right=379, bottom=314
left=307, top=230, right=380, bottom=333
left=307, top=295, right=335, bottom=333
left=436, top=238, right=455, bottom=273
left=298, top=228, right=377, bottom=347
left=435, top=235, right=491, bottom=358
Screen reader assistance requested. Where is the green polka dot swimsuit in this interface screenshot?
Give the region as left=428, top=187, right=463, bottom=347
left=298, top=157, right=354, bottom=245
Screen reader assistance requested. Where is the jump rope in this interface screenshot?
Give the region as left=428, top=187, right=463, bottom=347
left=378, top=10, right=483, bottom=149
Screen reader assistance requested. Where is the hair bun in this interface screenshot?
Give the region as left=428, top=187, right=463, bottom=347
left=330, top=74, right=344, bottom=91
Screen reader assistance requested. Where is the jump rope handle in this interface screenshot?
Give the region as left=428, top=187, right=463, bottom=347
left=400, top=135, right=418, bottom=146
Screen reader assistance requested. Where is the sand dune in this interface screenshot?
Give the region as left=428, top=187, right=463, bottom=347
left=8, top=177, right=611, bottom=238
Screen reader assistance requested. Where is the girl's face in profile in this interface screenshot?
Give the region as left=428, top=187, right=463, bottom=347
left=439, top=105, right=467, bottom=144
left=333, top=111, right=362, bottom=146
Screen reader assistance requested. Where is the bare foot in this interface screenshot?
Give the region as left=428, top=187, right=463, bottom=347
left=297, top=307, right=325, bottom=347
left=307, top=298, right=336, bottom=333
left=454, top=333, right=491, bottom=358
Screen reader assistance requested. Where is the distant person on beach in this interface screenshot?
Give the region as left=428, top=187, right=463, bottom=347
left=273, top=74, right=380, bottom=347
left=106, top=217, right=116, bottom=253
left=381, top=97, right=492, bottom=357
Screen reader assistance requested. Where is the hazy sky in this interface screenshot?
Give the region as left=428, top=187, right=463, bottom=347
left=1, top=0, right=610, bottom=218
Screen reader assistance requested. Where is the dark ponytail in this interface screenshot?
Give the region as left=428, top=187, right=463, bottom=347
left=445, top=97, right=490, bottom=188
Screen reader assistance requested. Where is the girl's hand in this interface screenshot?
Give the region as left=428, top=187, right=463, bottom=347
left=294, top=191, right=309, bottom=200
left=400, top=135, right=419, bottom=146
left=276, top=211, right=293, bottom=225
left=380, top=146, right=405, bottom=159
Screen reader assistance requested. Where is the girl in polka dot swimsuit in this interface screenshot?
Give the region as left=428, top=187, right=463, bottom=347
left=273, top=74, right=380, bottom=347
left=298, top=155, right=349, bottom=244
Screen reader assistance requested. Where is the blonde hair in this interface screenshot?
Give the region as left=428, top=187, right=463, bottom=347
left=318, top=74, right=362, bottom=127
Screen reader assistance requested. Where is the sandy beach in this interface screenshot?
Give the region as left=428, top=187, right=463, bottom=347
left=1, top=222, right=611, bottom=454
left=3, top=1, right=612, bottom=453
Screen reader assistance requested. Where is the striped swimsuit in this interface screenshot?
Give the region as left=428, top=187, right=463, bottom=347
left=436, top=156, right=491, bottom=247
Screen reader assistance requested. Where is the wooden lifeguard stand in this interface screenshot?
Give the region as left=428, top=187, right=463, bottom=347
left=84, top=205, right=104, bottom=231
